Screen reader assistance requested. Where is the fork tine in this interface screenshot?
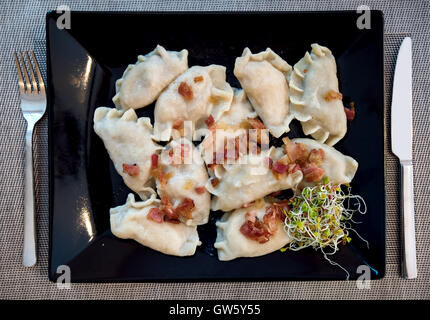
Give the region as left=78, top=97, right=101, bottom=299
left=30, top=51, right=45, bottom=94
left=25, top=51, right=38, bottom=93
left=19, top=51, right=31, bottom=93
left=13, top=51, right=26, bottom=95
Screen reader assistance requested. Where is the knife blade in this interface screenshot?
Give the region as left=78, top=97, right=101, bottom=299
left=391, top=37, right=417, bottom=279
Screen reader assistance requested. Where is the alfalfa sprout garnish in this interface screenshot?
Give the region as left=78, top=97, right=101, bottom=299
left=281, top=176, right=368, bottom=279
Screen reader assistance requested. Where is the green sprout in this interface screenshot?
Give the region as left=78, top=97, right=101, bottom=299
left=281, top=177, right=368, bottom=280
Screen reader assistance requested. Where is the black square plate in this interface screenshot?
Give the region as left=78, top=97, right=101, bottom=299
left=47, top=11, right=385, bottom=282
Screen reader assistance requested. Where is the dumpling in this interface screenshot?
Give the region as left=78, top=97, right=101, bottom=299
left=289, top=44, right=347, bottom=146
left=234, top=48, right=293, bottom=138
left=213, top=88, right=257, bottom=127
left=206, top=147, right=303, bottom=212
left=215, top=199, right=290, bottom=261
left=110, top=193, right=200, bottom=256
left=153, top=65, right=234, bottom=141
left=199, top=88, right=260, bottom=165
left=291, top=138, right=358, bottom=187
left=153, top=138, right=211, bottom=226
left=93, top=107, right=162, bottom=199
left=112, top=45, right=188, bottom=110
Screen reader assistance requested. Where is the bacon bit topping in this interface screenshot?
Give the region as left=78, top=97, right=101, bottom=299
left=122, top=163, right=139, bottom=177
left=240, top=219, right=269, bottom=243
left=147, top=208, right=163, bottom=223
left=324, top=89, right=343, bottom=102
left=172, top=118, right=184, bottom=130
left=272, top=161, right=288, bottom=174
left=281, top=138, right=326, bottom=182
left=344, top=102, right=356, bottom=122
left=240, top=207, right=282, bottom=243
left=273, top=200, right=290, bottom=218
left=210, top=177, right=220, bottom=188
left=195, top=186, right=206, bottom=194
left=175, top=198, right=195, bottom=219
left=150, top=154, right=173, bottom=186
left=308, top=149, right=325, bottom=167
left=247, top=117, right=266, bottom=129
left=178, top=82, right=193, bottom=101
left=263, top=208, right=279, bottom=234
left=160, top=196, right=179, bottom=222
left=151, top=154, right=159, bottom=169
left=193, top=75, right=204, bottom=83
left=148, top=196, right=196, bottom=224
left=303, top=165, right=326, bottom=182
left=288, top=163, right=301, bottom=174
left=205, top=114, right=215, bottom=128
left=283, top=137, right=309, bottom=165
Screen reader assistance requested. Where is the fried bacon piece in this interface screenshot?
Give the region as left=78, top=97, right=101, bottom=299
left=150, top=153, right=173, bottom=185
left=175, top=198, right=195, bottom=220
left=148, top=195, right=196, bottom=224
left=172, top=118, right=184, bottom=130
left=122, top=164, right=139, bottom=177
left=302, top=165, right=325, bottom=182
left=308, top=149, right=324, bottom=167
left=210, top=177, right=220, bottom=188
left=147, top=207, right=163, bottom=223
left=195, top=186, right=206, bottom=194
left=178, top=82, right=193, bottom=101
left=283, top=137, right=308, bottom=165
left=240, top=216, right=269, bottom=243
left=323, top=89, right=343, bottom=102
left=151, top=154, right=159, bottom=169
left=272, top=161, right=288, bottom=174
left=239, top=204, right=287, bottom=243
left=194, top=75, right=204, bottom=83
left=204, top=114, right=215, bottom=128
left=281, top=138, right=326, bottom=183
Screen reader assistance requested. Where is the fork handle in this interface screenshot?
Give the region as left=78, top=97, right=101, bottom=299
left=23, top=127, right=36, bottom=267
left=400, top=161, right=417, bottom=279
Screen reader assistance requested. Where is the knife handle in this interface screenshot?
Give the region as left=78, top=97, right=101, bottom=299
left=400, top=161, right=417, bottom=279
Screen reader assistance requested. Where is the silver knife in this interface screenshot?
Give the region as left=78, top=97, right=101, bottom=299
left=391, top=37, right=417, bottom=279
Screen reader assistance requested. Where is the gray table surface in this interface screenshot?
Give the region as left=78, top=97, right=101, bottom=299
left=1, top=0, right=429, bottom=300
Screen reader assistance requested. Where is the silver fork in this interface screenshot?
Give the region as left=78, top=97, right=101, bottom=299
left=14, top=51, right=46, bottom=267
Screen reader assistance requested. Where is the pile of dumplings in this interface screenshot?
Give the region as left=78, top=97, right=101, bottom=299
left=93, top=44, right=358, bottom=261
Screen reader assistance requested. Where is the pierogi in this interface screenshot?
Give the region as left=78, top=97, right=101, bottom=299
left=289, top=44, right=347, bottom=146
left=110, top=193, right=200, bottom=256
left=154, top=138, right=211, bottom=226
left=215, top=199, right=290, bottom=261
left=113, top=45, right=188, bottom=110
left=93, top=107, right=162, bottom=199
left=291, top=138, right=358, bottom=188
left=234, top=48, right=293, bottom=138
left=206, top=147, right=303, bottom=212
left=153, top=65, right=233, bottom=141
